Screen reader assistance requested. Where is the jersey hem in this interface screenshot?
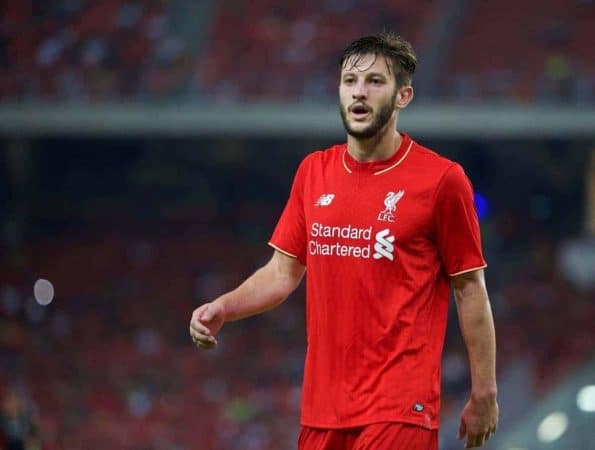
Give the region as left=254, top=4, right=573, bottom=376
left=448, top=264, right=487, bottom=277
left=300, top=416, right=438, bottom=431
left=268, top=242, right=299, bottom=259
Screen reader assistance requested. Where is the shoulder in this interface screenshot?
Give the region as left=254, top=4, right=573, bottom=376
left=297, top=144, right=346, bottom=171
left=408, top=140, right=458, bottom=174
left=407, top=138, right=472, bottom=185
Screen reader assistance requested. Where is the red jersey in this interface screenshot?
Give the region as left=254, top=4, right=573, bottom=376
left=269, top=133, right=486, bottom=430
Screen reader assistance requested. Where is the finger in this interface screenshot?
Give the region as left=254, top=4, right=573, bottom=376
left=191, top=333, right=217, bottom=344
left=195, top=339, right=217, bottom=349
left=189, top=323, right=215, bottom=341
left=189, top=321, right=211, bottom=336
left=191, top=305, right=208, bottom=321
left=466, top=433, right=483, bottom=448
left=190, top=331, right=215, bottom=344
left=457, top=420, right=466, bottom=440
left=192, top=334, right=217, bottom=348
left=192, top=336, right=217, bottom=345
left=466, top=438, right=479, bottom=448
left=486, top=424, right=497, bottom=441
left=190, top=331, right=212, bottom=345
left=200, top=305, right=214, bottom=322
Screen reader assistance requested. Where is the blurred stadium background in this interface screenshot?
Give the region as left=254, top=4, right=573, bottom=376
left=0, top=0, right=594, bottom=449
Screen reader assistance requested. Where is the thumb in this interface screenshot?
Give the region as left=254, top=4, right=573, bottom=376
left=200, top=304, right=214, bottom=322
left=457, top=419, right=466, bottom=440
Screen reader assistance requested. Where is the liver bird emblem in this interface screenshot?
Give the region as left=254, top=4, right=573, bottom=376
left=384, top=190, right=405, bottom=214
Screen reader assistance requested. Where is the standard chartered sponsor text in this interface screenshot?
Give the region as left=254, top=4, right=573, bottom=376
left=309, top=240, right=372, bottom=258
left=309, top=222, right=393, bottom=260
left=310, top=222, right=372, bottom=240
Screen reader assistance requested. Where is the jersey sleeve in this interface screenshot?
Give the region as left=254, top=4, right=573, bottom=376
left=433, top=163, right=487, bottom=276
left=268, top=157, right=309, bottom=265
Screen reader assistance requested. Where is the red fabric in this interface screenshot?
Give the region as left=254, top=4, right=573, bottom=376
left=433, top=164, right=487, bottom=275
left=270, top=133, right=486, bottom=429
left=298, top=423, right=438, bottom=450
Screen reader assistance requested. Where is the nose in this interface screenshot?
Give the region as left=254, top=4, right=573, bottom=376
left=352, top=80, right=367, bottom=100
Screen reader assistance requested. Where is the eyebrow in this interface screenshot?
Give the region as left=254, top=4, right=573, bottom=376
left=342, top=72, right=387, bottom=78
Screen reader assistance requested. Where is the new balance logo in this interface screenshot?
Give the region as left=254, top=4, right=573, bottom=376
left=315, top=194, right=335, bottom=206
left=373, top=229, right=395, bottom=261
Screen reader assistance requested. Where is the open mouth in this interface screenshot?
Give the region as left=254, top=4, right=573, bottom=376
left=350, top=104, right=371, bottom=120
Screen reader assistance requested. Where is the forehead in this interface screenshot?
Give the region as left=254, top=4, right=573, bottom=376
left=341, top=53, right=391, bottom=76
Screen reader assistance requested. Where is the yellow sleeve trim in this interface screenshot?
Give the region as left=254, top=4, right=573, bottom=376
left=448, top=264, right=487, bottom=277
left=268, top=242, right=299, bottom=259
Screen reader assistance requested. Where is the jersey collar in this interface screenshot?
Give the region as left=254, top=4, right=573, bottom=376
left=342, top=133, right=413, bottom=176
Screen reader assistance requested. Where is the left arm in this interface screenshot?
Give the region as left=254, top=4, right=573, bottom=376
left=452, top=268, right=499, bottom=449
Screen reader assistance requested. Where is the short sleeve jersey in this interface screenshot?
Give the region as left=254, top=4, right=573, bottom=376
left=269, top=133, right=486, bottom=430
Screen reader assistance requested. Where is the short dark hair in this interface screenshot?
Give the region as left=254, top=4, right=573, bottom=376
left=339, top=32, right=417, bottom=87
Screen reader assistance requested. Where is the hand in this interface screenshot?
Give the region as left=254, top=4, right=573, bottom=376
left=457, top=392, right=499, bottom=448
left=189, top=301, right=225, bottom=349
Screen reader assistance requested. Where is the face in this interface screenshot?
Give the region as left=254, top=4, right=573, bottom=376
left=339, top=53, right=398, bottom=139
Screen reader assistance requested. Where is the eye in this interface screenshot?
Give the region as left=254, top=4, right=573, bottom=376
left=343, top=77, right=355, bottom=85
left=371, top=78, right=384, bottom=85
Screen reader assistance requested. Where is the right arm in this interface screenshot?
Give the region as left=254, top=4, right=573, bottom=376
left=189, top=250, right=305, bottom=348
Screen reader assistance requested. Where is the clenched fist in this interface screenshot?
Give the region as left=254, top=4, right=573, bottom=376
left=189, top=302, right=225, bottom=349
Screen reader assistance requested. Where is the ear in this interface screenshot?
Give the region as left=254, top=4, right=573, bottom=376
left=395, top=85, right=414, bottom=110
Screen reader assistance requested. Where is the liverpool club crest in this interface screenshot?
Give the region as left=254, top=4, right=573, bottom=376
left=377, top=190, right=405, bottom=222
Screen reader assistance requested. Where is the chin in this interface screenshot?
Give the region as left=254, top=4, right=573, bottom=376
left=347, top=127, right=377, bottom=139
left=349, top=122, right=371, bottom=133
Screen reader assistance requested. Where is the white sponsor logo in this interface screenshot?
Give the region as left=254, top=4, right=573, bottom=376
left=373, top=228, right=395, bottom=261
left=311, top=222, right=371, bottom=240
left=377, top=190, right=404, bottom=222
left=308, top=222, right=395, bottom=261
left=315, top=194, right=335, bottom=206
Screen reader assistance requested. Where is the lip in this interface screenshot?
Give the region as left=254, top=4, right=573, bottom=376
left=351, top=111, right=370, bottom=121
left=350, top=104, right=372, bottom=121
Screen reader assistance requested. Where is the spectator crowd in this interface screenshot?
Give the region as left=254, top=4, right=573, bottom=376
left=1, top=0, right=593, bottom=103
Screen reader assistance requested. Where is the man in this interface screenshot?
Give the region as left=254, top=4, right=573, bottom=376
left=189, top=33, right=498, bottom=449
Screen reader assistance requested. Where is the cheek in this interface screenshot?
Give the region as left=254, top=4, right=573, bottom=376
left=379, top=91, right=396, bottom=107
left=339, top=92, right=351, bottom=110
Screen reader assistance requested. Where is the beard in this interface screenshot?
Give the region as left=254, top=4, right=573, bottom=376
left=339, top=91, right=397, bottom=139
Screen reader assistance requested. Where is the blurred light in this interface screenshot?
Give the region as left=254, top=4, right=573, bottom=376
left=507, top=447, right=528, bottom=450
left=537, top=411, right=568, bottom=443
left=577, top=385, right=595, bottom=412
left=34, top=279, right=54, bottom=306
left=474, top=191, right=489, bottom=220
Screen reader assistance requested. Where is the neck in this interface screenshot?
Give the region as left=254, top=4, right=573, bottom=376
left=347, top=116, right=402, bottom=162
